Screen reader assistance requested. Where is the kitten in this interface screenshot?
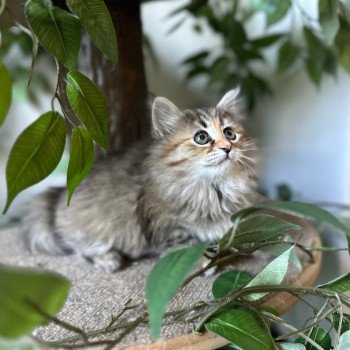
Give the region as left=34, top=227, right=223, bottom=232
left=23, top=89, right=259, bottom=273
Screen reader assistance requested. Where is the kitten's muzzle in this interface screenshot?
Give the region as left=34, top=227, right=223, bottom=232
left=220, top=147, right=231, bottom=155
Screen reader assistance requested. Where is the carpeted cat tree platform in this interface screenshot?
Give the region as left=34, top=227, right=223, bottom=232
left=0, top=219, right=321, bottom=349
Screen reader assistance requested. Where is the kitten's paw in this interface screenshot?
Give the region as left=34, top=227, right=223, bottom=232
left=89, top=251, right=125, bottom=273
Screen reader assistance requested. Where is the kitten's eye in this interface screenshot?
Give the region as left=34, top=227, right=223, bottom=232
left=194, top=131, right=211, bottom=145
left=224, top=128, right=237, bottom=141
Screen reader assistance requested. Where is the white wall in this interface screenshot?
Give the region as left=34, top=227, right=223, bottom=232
left=142, top=0, right=221, bottom=108
left=255, top=71, right=350, bottom=203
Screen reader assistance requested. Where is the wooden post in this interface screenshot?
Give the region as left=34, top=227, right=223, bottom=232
left=59, top=0, right=151, bottom=154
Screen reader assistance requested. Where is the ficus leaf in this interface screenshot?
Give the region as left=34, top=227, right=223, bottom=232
left=66, top=71, right=108, bottom=148
left=278, top=41, right=299, bottom=72
left=3, top=111, right=66, bottom=213
left=304, top=27, right=326, bottom=85
left=279, top=343, right=306, bottom=350
left=235, top=214, right=300, bottom=247
left=318, top=272, right=350, bottom=293
left=182, top=50, right=209, bottom=64
left=67, top=127, right=94, bottom=206
left=146, top=243, right=208, bottom=340
left=333, top=312, right=350, bottom=334
left=247, top=0, right=291, bottom=27
left=0, top=63, right=12, bottom=126
left=251, top=34, right=283, bottom=47
left=66, top=0, right=118, bottom=65
left=339, top=330, right=350, bottom=349
left=319, top=0, right=340, bottom=45
left=212, top=270, right=253, bottom=299
left=335, top=19, right=350, bottom=74
left=243, top=247, right=293, bottom=301
left=259, top=244, right=302, bottom=271
left=25, top=0, right=81, bottom=70
left=230, top=201, right=350, bottom=250
left=0, top=264, right=70, bottom=338
left=266, top=0, right=291, bottom=27
left=205, top=310, right=274, bottom=350
left=266, top=201, right=350, bottom=249
left=295, top=326, right=331, bottom=350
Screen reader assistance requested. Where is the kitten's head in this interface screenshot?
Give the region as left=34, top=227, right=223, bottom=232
left=152, top=89, right=258, bottom=179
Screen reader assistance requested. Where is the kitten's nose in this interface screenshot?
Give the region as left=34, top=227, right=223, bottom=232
left=219, top=143, right=231, bottom=154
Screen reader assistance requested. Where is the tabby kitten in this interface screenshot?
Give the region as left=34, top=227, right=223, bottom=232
left=24, top=89, right=259, bottom=273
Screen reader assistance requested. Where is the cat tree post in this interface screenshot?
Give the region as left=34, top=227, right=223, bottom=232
left=57, top=0, right=151, bottom=154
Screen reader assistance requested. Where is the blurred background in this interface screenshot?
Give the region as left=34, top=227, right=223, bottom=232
left=1, top=0, right=350, bottom=330
left=1, top=0, right=349, bottom=219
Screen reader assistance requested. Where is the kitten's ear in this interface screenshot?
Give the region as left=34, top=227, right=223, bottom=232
left=152, top=97, right=182, bottom=138
left=217, top=87, right=240, bottom=113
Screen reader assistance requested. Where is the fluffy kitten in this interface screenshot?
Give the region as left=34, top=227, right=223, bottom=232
left=24, top=89, right=259, bottom=272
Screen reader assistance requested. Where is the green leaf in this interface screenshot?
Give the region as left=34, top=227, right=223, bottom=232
left=333, top=312, right=350, bottom=334
left=323, top=47, right=338, bottom=76
left=278, top=41, right=299, bottom=72
left=279, top=344, right=306, bottom=350
left=247, top=0, right=291, bottom=27
left=226, top=18, right=247, bottom=47
left=0, top=341, right=40, bottom=350
left=335, top=19, right=350, bottom=73
left=0, top=63, right=12, bottom=126
left=66, top=71, right=108, bottom=148
left=276, top=183, right=293, bottom=201
left=183, top=50, right=209, bottom=64
left=259, top=243, right=302, bottom=271
left=234, top=214, right=300, bottom=246
left=230, top=201, right=350, bottom=252
left=318, top=272, right=350, bottom=293
left=339, top=330, right=350, bottom=349
left=205, top=310, right=274, bottom=350
left=243, top=247, right=292, bottom=301
left=231, top=201, right=350, bottom=243
left=235, top=47, right=264, bottom=63
left=212, top=270, right=253, bottom=299
left=3, top=111, right=66, bottom=213
left=251, top=34, right=284, bottom=47
left=220, top=213, right=299, bottom=250
left=296, top=326, right=331, bottom=350
left=208, top=56, right=230, bottom=84
left=267, top=0, right=291, bottom=26
left=319, top=0, right=340, bottom=45
left=25, top=0, right=81, bottom=70
left=66, top=0, right=118, bottom=65
left=304, top=27, right=326, bottom=85
left=0, top=264, right=70, bottom=338
left=186, top=65, right=208, bottom=80
left=265, top=201, right=350, bottom=248
left=67, top=127, right=94, bottom=205
left=146, top=243, right=208, bottom=340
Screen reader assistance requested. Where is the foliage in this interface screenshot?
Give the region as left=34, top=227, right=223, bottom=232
left=0, top=264, right=70, bottom=338
left=0, top=0, right=117, bottom=213
left=146, top=242, right=208, bottom=339
left=4, top=111, right=67, bottom=213
left=173, top=0, right=350, bottom=109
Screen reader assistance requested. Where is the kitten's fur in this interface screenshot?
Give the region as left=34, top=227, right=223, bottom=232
left=24, top=89, right=259, bottom=272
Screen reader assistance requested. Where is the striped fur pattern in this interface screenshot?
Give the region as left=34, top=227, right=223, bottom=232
left=23, top=89, right=260, bottom=272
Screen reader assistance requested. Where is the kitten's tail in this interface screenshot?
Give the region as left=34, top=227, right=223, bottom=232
left=23, top=188, right=69, bottom=255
